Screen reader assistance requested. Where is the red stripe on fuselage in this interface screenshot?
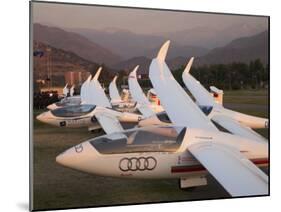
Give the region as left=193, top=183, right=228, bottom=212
left=171, top=158, right=268, bottom=173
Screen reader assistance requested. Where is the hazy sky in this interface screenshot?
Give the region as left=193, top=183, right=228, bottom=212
left=32, top=1, right=268, bottom=35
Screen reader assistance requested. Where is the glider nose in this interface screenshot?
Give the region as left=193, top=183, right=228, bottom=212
left=36, top=111, right=53, bottom=123
left=36, top=112, right=47, bottom=122
left=56, top=146, right=79, bottom=168
left=36, top=113, right=43, bottom=122
left=47, top=103, right=57, bottom=110
left=56, top=142, right=98, bottom=172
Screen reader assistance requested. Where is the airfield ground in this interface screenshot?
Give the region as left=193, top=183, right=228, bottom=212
left=32, top=89, right=269, bottom=210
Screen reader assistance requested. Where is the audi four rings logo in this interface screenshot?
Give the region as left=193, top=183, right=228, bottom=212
left=119, top=157, right=157, bottom=171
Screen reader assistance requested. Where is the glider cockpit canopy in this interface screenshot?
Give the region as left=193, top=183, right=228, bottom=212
left=90, top=126, right=187, bottom=154
left=51, top=104, right=96, bottom=117
left=155, top=111, right=171, bottom=123
left=55, top=97, right=81, bottom=107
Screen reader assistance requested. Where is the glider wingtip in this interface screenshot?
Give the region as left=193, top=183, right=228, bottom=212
left=93, top=67, right=102, bottom=80
left=129, top=65, right=139, bottom=77
left=86, top=74, right=92, bottom=82
left=157, top=40, right=170, bottom=61
left=112, top=75, right=118, bottom=83
left=133, top=65, right=139, bottom=73
left=183, top=57, right=195, bottom=74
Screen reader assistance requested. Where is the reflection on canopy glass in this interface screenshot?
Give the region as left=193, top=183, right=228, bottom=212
left=51, top=105, right=96, bottom=117
left=90, top=126, right=186, bottom=154
left=156, top=112, right=171, bottom=123
left=56, top=97, right=81, bottom=107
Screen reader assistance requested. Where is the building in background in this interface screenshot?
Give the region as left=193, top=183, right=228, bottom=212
left=40, top=87, right=64, bottom=96
left=64, top=71, right=91, bottom=87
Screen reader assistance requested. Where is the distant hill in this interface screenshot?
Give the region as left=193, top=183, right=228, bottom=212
left=167, top=56, right=187, bottom=70
left=144, top=44, right=208, bottom=60
left=33, top=23, right=122, bottom=65
left=113, top=31, right=268, bottom=72
left=167, top=23, right=267, bottom=48
left=33, top=42, right=115, bottom=86
left=68, top=22, right=266, bottom=59
left=114, top=56, right=152, bottom=74
left=68, top=27, right=209, bottom=60
left=165, top=31, right=269, bottom=70
left=114, top=55, right=198, bottom=75
left=113, top=44, right=208, bottom=74
left=197, top=31, right=268, bottom=65
left=67, top=27, right=166, bottom=59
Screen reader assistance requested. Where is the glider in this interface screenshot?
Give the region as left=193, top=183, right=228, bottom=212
left=182, top=57, right=268, bottom=143
left=47, top=78, right=92, bottom=110
left=108, top=75, right=137, bottom=111
left=140, top=56, right=268, bottom=144
left=37, top=67, right=143, bottom=134
left=56, top=41, right=268, bottom=197
left=148, top=40, right=268, bottom=196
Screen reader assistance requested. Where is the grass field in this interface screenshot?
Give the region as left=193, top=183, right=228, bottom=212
left=32, top=89, right=269, bottom=210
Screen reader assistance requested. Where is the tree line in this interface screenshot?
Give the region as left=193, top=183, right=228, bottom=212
left=172, top=59, right=269, bottom=90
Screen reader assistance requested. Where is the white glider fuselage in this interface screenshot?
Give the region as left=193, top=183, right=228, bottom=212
left=208, top=105, right=268, bottom=129
left=37, top=105, right=142, bottom=129
left=56, top=126, right=268, bottom=179
left=139, top=103, right=268, bottom=137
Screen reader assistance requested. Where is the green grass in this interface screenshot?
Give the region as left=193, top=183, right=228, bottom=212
left=223, top=89, right=268, bottom=105
left=223, top=89, right=268, bottom=96
left=32, top=90, right=269, bottom=210
left=32, top=122, right=229, bottom=210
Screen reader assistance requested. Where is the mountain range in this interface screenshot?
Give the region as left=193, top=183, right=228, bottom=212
left=196, top=30, right=268, bottom=66
left=33, top=23, right=268, bottom=76
left=33, top=42, right=115, bottom=86
left=114, top=31, right=268, bottom=73
left=166, top=23, right=267, bottom=48
left=33, top=23, right=121, bottom=65
left=68, top=22, right=266, bottom=59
